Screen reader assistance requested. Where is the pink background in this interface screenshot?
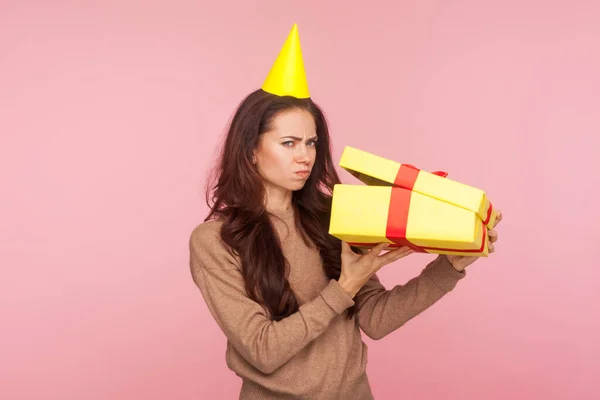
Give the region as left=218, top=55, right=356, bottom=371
left=2, top=1, right=599, bottom=399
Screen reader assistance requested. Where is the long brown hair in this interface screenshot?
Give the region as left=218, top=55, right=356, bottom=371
left=204, top=89, right=355, bottom=320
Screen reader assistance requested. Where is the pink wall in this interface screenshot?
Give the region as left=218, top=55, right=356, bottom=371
left=2, top=1, right=599, bottom=399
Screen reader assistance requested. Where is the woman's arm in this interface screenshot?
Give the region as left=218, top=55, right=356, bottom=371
left=353, top=254, right=465, bottom=340
left=189, top=223, right=354, bottom=375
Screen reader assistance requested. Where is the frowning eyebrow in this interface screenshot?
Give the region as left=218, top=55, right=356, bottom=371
left=281, top=136, right=318, bottom=141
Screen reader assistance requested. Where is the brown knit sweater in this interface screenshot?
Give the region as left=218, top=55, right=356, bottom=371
left=189, top=209, right=466, bottom=399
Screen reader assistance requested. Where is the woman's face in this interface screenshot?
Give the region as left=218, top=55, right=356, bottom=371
left=253, top=108, right=318, bottom=193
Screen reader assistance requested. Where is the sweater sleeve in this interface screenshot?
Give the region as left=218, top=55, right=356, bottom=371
left=189, top=222, right=355, bottom=375
left=354, top=254, right=466, bottom=340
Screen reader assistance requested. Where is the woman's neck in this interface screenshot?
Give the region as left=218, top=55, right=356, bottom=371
left=264, top=186, right=293, bottom=216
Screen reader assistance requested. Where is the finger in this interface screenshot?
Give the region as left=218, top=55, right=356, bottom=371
left=489, top=242, right=495, bottom=253
left=341, top=241, right=354, bottom=255
left=493, top=210, right=503, bottom=228
left=368, top=242, right=390, bottom=258
left=379, top=246, right=414, bottom=265
left=488, top=229, right=498, bottom=243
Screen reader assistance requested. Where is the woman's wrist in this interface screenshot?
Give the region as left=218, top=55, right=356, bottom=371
left=445, top=255, right=465, bottom=272
left=337, top=276, right=360, bottom=298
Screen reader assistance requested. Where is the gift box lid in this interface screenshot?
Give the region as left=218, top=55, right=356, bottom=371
left=338, top=146, right=496, bottom=229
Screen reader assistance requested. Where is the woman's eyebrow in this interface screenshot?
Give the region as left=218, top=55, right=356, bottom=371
left=280, top=135, right=318, bottom=141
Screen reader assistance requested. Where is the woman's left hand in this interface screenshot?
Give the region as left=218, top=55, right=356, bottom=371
left=447, top=210, right=503, bottom=271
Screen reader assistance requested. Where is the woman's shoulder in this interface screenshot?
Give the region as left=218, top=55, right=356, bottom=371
left=189, top=219, right=225, bottom=250
left=189, top=219, right=239, bottom=270
left=190, top=218, right=222, bottom=236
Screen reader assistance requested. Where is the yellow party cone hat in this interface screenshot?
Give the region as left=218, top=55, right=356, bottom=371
left=261, top=24, right=310, bottom=98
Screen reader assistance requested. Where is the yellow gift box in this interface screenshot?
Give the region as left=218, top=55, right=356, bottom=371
left=339, top=146, right=497, bottom=230
left=329, top=185, right=489, bottom=256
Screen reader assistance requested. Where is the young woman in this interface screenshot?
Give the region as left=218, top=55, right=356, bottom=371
left=189, top=25, right=501, bottom=399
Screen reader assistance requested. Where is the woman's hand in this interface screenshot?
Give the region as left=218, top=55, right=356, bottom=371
left=447, top=210, right=503, bottom=271
left=338, top=242, right=414, bottom=298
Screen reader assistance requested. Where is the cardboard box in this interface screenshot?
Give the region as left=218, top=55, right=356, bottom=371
left=329, top=184, right=489, bottom=256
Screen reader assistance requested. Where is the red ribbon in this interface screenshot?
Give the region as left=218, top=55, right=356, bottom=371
left=483, top=201, right=494, bottom=226
left=393, top=163, right=448, bottom=188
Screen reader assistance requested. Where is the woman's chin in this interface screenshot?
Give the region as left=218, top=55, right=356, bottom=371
left=289, top=182, right=307, bottom=191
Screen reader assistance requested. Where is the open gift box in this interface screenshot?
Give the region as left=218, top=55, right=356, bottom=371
left=339, top=146, right=497, bottom=230
left=329, top=185, right=490, bottom=256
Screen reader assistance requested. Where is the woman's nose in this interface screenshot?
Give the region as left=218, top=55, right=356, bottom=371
left=295, top=145, right=310, bottom=162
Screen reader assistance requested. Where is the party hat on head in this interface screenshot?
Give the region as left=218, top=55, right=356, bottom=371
left=261, top=24, right=310, bottom=99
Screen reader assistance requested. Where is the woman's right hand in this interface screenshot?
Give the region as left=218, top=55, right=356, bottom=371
left=338, top=242, right=414, bottom=298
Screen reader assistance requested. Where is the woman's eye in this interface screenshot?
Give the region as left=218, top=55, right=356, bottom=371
left=308, top=141, right=317, bottom=147
left=282, top=141, right=294, bottom=147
